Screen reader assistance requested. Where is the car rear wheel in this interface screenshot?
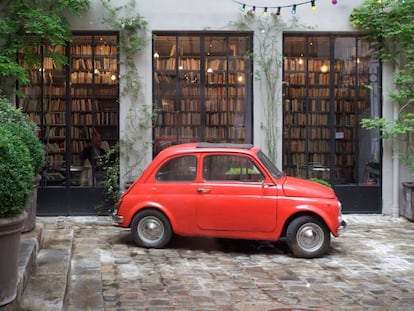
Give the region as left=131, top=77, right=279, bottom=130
left=131, top=210, right=172, bottom=248
left=286, top=215, right=330, bottom=258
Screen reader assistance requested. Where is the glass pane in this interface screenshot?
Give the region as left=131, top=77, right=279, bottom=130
left=71, top=35, right=118, bottom=187
left=334, top=37, right=358, bottom=184
left=307, top=37, right=331, bottom=181
left=177, top=36, right=201, bottom=144
left=205, top=36, right=228, bottom=142
left=18, top=45, right=68, bottom=186
left=283, top=36, right=308, bottom=178
left=156, top=156, right=197, bottom=182
left=153, top=36, right=179, bottom=153
left=44, top=46, right=67, bottom=186
left=357, top=39, right=381, bottom=186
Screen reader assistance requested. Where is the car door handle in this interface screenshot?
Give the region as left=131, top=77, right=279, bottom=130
left=197, top=188, right=211, bottom=193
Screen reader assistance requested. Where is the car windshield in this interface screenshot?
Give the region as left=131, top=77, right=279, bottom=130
left=257, top=150, right=283, bottom=179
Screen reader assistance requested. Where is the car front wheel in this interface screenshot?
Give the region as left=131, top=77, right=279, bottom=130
left=131, top=209, right=172, bottom=248
left=286, top=215, right=330, bottom=258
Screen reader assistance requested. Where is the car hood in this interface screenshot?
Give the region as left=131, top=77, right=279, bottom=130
left=282, top=176, right=336, bottom=199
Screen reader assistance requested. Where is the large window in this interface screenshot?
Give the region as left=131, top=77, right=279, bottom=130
left=152, top=32, right=253, bottom=156
left=18, top=33, right=119, bottom=188
left=283, top=34, right=381, bottom=187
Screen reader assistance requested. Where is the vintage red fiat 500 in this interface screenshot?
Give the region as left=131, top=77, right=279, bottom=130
left=113, top=143, right=346, bottom=258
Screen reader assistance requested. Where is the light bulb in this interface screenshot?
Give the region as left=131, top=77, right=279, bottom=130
left=263, top=7, right=268, bottom=17
left=291, top=5, right=297, bottom=15
left=241, top=4, right=246, bottom=12
left=332, top=0, right=338, bottom=4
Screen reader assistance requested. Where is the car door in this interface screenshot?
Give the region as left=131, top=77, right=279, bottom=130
left=196, top=153, right=277, bottom=232
left=150, top=155, right=198, bottom=230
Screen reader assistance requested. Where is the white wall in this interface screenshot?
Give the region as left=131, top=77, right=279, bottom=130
left=67, top=0, right=402, bottom=216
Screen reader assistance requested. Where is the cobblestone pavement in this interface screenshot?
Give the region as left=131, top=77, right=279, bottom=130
left=37, top=215, right=414, bottom=311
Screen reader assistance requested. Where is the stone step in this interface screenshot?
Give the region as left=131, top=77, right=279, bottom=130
left=17, top=227, right=74, bottom=311
left=65, top=237, right=104, bottom=311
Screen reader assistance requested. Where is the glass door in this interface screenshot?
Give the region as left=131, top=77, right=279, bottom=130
left=283, top=34, right=381, bottom=213
left=18, top=33, right=119, bottom=215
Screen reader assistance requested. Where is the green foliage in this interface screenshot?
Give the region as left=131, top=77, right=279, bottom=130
left=233, top=15, right=285, bottom=162
left=0, top=123, right=33, bottom=217
left=233, top=14, right=304, bottom=163
left=100, top=144, right=120, bottom=206
left=0, top=97, right=45, bottom=174
left=351, top=0, right=414, bottom=174
left=309, top=178, right=332, bottom=189
left=0, top=0, right=90, bottom=97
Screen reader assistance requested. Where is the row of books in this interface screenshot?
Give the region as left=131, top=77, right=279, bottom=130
left=72, top=57, right=117, bottom=72
left=70, top=44, right=117, bottom=56
left=71, top=112, right=118, bottom=126
left=70, top=71, right=117, bottom=84
left=284, top=58, right=369, bottom=73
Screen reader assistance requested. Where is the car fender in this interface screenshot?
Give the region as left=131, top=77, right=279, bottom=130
left=277, top=203, right=339, bottom=237
left=123, top=200, right=177, bottom=230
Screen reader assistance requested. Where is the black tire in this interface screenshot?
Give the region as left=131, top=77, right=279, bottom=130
left=286, top=215, right=330, bottom=258
left=131, top=209, right=172, bottom=248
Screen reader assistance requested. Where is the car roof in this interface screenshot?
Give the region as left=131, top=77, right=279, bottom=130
left=159, top=142, right=259, bottom=156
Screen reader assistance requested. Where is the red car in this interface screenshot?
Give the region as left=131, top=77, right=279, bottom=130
left=113, top=143, right=346, bottom=258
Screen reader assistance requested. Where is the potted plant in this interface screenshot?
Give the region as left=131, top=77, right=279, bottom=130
left=0, top=97, right=45, bottom=231
left=0, top=121, right=34, bottom=306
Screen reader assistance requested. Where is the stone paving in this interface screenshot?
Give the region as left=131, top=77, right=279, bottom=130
left=20, top=215, right=414, bottom=310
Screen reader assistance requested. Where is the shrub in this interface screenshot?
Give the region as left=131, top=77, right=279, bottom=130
left=0, top=97, right=45, bottom=174
left=0, top=124, right=34, bottom=217
left=309, top=178, right=332, bottom=189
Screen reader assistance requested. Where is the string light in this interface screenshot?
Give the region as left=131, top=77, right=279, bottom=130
left=274, top=6, right=281, bottom=16
left=332, top=0, right=337, bottom=4
left=311, top=0, right=316, bottom=11
left=232, top=0, right=328, bottom=16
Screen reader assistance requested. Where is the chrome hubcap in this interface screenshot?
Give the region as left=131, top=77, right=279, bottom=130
left=297, top=224, right=323, bottom=251
left=138, top=216, right=164, bottom=244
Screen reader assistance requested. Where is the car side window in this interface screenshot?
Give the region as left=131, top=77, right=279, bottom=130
left=156, top=156, right=197, bottom=182
left=203, top=155, right=264, bottom=182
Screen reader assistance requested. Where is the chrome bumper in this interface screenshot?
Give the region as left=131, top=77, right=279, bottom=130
left=338, top=219, right=347, bottom=235
left=112, top=212, right=124, bottom=224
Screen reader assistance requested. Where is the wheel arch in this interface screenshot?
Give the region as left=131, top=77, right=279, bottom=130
left=128, top=205, right=176, bottom=233
left=281, top=211, right=328, bottom=238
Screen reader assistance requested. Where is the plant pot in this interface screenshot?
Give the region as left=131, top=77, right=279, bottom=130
left=0, top=211, right=27, bottom=306
left=402, top=182, right=414, bottom=221
left=22, top=174, right=42, bottom=233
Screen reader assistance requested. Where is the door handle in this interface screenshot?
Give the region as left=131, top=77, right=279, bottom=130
left=197, top=188, right=211, bottom=193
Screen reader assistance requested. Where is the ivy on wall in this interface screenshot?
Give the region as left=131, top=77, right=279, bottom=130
left=232, top=14, right=302, bottom=163
left=350, top=0, right=414, bottom=174
left=99, top=0, right=150, bottom=205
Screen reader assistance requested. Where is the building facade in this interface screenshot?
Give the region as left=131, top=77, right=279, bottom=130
left=19, top=0, right=402, bottom=216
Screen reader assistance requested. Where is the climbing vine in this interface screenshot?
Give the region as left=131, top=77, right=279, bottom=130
left=100, top=0, right=150, bottom=204
left=350, top=0, right=414, bottom=174
left=233, top=14, right=300, bottom=163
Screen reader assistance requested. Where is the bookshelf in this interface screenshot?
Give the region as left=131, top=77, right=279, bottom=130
left=18, top=34, right=119, bottom=187
left=283, top=36, right=372, bottom=184
left=152, top=33, right=252, bottom=155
